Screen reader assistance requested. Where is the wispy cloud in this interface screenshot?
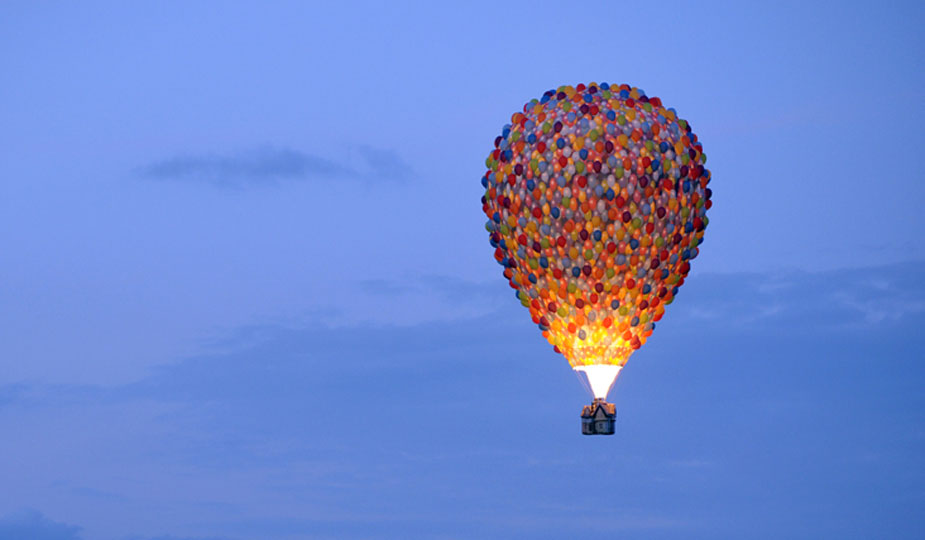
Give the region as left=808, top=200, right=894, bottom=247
left=0, top=383, right=26, bottom=410
left=359, top=274, right=498, bottom=304
left=138, top=147, right=349, bottom=186
left=671, top=261, right=925, bottom=331
left=138, top=145, right=413, bottom=187
left=126, top=535, right=235, bottom=540
left=353, top=145, right=415, bottom=181
left=830, top=275, right=925, bottom=324
left=667, top=458, right=714, bottom=469
left=354, top=274, right=506, bottom=326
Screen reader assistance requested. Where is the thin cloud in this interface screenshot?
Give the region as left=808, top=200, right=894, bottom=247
left=360, top=262, right=925, bottom=332
left=359, top=275, right=498, bottom=303
left=138, top=147, right=351, bottom=187
left=354, top=145, right=415, bottom=181
left=125, top=535, right=236, bottom=540
left=138, top=145, right=413, bottom=187
left=0, top=383, right=26, bottom=410
left=670, top=260, right=925, bottom=331
left=667, top=458, right=714, bottom=469
left=358, top=278, right=417, bottom=297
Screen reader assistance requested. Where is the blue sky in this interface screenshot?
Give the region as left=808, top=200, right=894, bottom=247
left=1, top=1, right=923, bottom=539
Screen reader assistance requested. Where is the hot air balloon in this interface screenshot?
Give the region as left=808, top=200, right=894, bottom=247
left=480, top=83, right=711, bottom=435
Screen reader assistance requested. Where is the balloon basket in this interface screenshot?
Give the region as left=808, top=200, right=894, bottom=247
left=581, top=398, right=616, bottom=435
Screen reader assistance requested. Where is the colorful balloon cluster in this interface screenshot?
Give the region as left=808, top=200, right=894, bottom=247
left=481, top=83, right=711, bottom=368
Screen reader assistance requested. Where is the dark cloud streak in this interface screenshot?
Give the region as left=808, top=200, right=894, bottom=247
left=354, top=145, right=415, bottom=181
left=138, top=146, right=413, bottom=187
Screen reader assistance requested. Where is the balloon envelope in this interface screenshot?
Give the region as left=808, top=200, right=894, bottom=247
left=481, top=83, right=711, bottom=378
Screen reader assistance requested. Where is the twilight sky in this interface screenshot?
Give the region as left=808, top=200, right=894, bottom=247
left=1, top=2, right=923, bottom=539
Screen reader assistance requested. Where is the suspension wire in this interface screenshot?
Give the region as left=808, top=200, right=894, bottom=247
left=573, top=367, right=593, bottom=400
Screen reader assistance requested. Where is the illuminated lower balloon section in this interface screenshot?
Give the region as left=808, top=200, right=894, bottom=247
left=480, top=82, right=711, bottom=428
left=550, top=319, right=644, bottom=368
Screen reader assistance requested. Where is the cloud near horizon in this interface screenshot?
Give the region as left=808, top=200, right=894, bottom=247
left=0, top=510, right=81, bottom=540
left=0, top=261, right=922, bottom=540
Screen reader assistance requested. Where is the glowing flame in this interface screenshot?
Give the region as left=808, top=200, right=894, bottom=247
left=574, top=364, right=622, bottom=400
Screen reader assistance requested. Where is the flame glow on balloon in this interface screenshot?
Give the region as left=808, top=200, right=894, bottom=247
left=481, top=83, right=711, bottom=398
